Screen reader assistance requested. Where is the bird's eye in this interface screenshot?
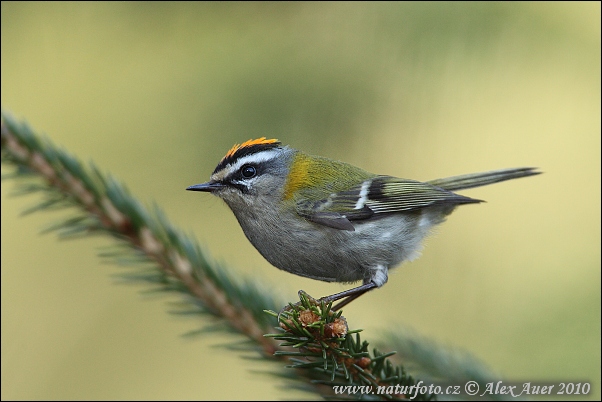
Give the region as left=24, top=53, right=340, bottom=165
left=241, top=165, right=257, bottom=179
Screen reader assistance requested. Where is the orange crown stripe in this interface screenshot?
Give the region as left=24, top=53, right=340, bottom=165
left=223, top=137, right=280, bottom=160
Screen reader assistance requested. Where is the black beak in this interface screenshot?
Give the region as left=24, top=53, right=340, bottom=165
left=186, top=181, right=224, bottom=192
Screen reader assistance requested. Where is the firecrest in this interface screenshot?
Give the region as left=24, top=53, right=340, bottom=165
left=187, top=138, right=539, bottom=309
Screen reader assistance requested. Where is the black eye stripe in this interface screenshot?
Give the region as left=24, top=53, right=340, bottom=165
left=224, top=162, right=264, bottom=186
left=236, top=161, right=268, bottom=180
left=220, top=161, right=269, bottom=193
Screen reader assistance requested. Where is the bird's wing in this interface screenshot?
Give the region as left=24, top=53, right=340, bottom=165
left=295, top=176, right=481, bottom=231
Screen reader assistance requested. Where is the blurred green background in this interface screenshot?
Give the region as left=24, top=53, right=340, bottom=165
left=1, top=2, right=600, bottom=400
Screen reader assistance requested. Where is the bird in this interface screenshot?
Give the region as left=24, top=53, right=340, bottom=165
left=187, top=137, right=539, bottom=309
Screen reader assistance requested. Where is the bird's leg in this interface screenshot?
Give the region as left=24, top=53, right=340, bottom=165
left=280, top=281, right=375, bottom=320
left=319, top=281, right=377, bottom=310
left=331, top=285, right=376, bottom=310
left=319, top=265, right=388, bottom=310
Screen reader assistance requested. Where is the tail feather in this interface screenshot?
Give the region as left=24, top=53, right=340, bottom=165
left=428, top=167, right=541, bottom=192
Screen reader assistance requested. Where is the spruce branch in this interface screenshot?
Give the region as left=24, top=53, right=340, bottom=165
left=378, top=328, right=509, bottom=401
left=3, top=111, right=498, bottom=400
left=265, top=292, right=434, bottom=401
left=381, top=328, right=499, bottom=386
left=1, top=112, right=278, bottom=354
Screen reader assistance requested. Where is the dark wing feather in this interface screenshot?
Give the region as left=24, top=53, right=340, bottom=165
left=365, top=176, right=481, bottom=213
left=295, top=176, right=481, bottom=231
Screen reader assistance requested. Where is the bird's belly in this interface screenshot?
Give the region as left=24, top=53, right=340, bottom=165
left=237, top=211, right=437, bottom=284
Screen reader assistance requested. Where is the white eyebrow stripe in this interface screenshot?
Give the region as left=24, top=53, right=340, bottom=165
left=212, top=149, right=281, bottom=181
left=230, top=150, right=280, bottom=171
left=354, top=179, right=372, bottom=209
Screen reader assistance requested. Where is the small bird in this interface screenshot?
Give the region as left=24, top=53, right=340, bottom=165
left=187, top=138, right=539, bottom=309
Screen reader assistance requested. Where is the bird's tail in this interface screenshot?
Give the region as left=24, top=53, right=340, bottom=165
left=428, top=167, right=541, bottom=192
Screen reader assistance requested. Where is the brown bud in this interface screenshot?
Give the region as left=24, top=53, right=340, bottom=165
left=356, top=357, right=371, bottom=369
left=324, top=317, right=348, bottom=338
left=298, top=309, right=320, bottom=327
